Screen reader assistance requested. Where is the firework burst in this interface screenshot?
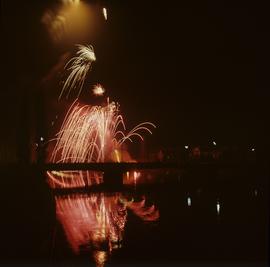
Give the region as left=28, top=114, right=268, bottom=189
left=59, top=44, right=96, bottom=100
left=93, top=84, right=105, bottom=96
left=50, top=99, right=156, bottom=163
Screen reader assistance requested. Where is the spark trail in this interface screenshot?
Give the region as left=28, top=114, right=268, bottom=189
left=50, top=99, right=156, bottom=163
left=48, top=98, right=155, bottom=188
left=59, top=44, right=96, bottom=100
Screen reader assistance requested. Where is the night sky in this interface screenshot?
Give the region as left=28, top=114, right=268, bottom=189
left=2, top=0, right=270, bottom=161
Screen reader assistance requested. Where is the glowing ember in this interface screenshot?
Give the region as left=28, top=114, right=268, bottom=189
left=102, top=7, right=108, bottom=21
left=59, top=44, right=96, bottom=100
left=93, top=84, right=105, bottom=96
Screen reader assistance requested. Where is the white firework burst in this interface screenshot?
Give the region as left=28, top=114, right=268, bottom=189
left=59, top=44, right=96, bottom=100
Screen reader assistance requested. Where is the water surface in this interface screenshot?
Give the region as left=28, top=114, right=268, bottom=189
left=2, top=165, right=268, bottom=266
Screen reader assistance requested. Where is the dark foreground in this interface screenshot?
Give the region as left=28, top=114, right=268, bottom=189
left=1, top=162, right=269, bottom=266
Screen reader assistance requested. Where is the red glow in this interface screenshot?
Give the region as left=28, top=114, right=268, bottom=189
left=47, top=170, right=103, bottom=188
left=55, top=193, right=159, bottom=261
left=50, top=99, right=155, bottom=164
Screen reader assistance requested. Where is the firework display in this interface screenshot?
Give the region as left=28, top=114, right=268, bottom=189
left=48, top=95, right=155, bottom=188
left=43, top=5, right=158, bottom=261
left=50, top=99, right=155, bottom=164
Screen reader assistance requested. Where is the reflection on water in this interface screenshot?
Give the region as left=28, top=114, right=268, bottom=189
left=123, top=170, right=160, bottom=186
left=47, top=169, right=163, bottom=189
left=216, top=199, right=221, bottom=215
left=55, top=192, right=159, bottom=266
left=41, top=167, right=268, bottom=265
left=187, top=196, right=192, bottom=207
left=47, top=170, right=160, bottom=265
left=47, top=170, right=103, bottom=188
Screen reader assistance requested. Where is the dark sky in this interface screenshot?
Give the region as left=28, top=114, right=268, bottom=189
left=2, top=0, right=270, bottom=160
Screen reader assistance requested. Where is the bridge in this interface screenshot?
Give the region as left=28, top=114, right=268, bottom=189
left=1, top=161, right=259, bottom=173
left=35, top=161, right=259, bottom=172
left=0, top=161, right=261, bottom=188
left=38, top=161, right=259, bottom=183
left=38, top=162, right=178, bottom=171
left=37, top=162, right=178, bottom=185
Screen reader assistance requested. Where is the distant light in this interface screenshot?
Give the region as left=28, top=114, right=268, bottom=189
left=113, top=149, right=120, bottom=163
left=254, top=189, right=258, bottom=196
left=187, top=197, right=191, bottom=207
left=40, top=137, right=44, bottom=142
left=184, top=145, right=189, bottom=149
left=102, top=7, right=108, bottom=21
left=216, top=200, right=220, bottom=215
left=93, top=84, right=105, bottom=96
left=251, top=148, right=255, bottom=152
left=134, top=171, right=139, bottom=187
left=213, top=141, right=217, bottom=146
